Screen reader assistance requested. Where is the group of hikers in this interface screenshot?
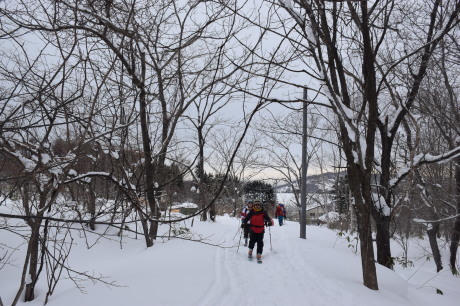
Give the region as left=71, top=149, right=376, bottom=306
left=240, top=199, right=287, bottom=263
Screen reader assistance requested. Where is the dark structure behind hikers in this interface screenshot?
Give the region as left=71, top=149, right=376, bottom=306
left=243, top=180, right=276, bottom=216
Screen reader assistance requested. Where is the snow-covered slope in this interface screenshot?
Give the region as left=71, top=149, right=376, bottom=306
left=2, top=215, right=459, bottom=306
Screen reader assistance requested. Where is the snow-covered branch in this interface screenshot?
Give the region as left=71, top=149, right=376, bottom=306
left=390, top=145, right=460, bottom=189
left=413, top=213, right=460, bottom=224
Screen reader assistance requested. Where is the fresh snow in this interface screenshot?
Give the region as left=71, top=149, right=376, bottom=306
left=2, top=213, right=460, bottom=306
left=372, top=193, right=391, bottom=216
left=171, top=202, right=199, bottom=209
left=40, top=153, right=51, bottom=164
left=319, top=211, right=340, bottom=222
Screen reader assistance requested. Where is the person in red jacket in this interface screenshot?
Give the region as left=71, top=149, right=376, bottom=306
left=241, top=200, right=273, bottom=263
left=275, top=203, right=286, bottom=226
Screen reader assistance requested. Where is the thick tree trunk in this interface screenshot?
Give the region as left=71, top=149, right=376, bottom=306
left=347, top=165, right=379, bottom=290
left=450, top=216, right=460, bottom=274
left=373, top=213, right=393, bottom=269
left=449, top=157, right=460, bottom=273
left=356, top=209, right=379, bottom=290
left=427, top=223, right=443, bottom=272
left=376, top=126, right=394, bottom=270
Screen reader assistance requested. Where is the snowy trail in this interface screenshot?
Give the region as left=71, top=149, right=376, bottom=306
left=200, top=219, right=354, bottom=306
left=5, top=213, right=460, bottom=306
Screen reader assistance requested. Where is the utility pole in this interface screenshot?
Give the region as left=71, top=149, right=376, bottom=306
left=300, top=88, right=307, bottom=239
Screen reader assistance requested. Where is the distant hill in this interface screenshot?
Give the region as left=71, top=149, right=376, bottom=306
left=273, top=172, right=346, bottom=194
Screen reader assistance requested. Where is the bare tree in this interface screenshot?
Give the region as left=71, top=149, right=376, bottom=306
left=0, top=1, right=272, bottom=302
left=206, top=129, right=264, bottom=216
left=11, top=0, right=250, bottom=246
left=185, top=85, right=234, bottom=221
left=414, top=34, right=460, bottom=272
left=250, top=0, right=460, bottom=289
left=256, top=103, right=339, bottom=214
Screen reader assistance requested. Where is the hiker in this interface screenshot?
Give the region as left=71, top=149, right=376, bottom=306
left=240, top=199, right=253, bottom=246
left=241, top=200, right=273, bottom=263
left=275, top=203, right=286, bottom=226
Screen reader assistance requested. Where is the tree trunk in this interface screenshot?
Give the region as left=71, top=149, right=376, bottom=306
left=210, top=202, right=216, bottom=222
left=450, top=215, right=460, bottom=274
left=197, top=126, right=208, bottom=221
left=347, top=165, right=379, bottom=290
left=356, top=209, right=379, bottom=290
left=449, top=155, right=460, bottom=273
left=349, top=191, right=356, bottom=234
left=427, top=223, right=443, bottom=272
left=24, top=223, right=40, bottom=302
left=139, top=214, right=153, bottom=248
left=138, top=51, right=157, bottom=246
left=373, top=213, right=393, bottom=269
left=88, top=183, right=96, bottom=231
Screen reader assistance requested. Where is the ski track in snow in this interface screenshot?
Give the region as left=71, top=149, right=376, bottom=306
left=3, top=212, right=460, bottom=306
left=200, top=221, right=354, bottom=306
left=279, top=232, right=354, bottom=306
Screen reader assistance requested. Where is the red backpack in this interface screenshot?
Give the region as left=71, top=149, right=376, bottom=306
left=276, top=206, right=283, bottom=216
left=250, top=212, right=266, bottom=234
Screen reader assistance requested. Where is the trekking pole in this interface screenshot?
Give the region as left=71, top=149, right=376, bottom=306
left=237, top=227, right=243, bottom=253
left=233, top=225, right=241, bottom=240
left=268, top=224, right=272, bottom=251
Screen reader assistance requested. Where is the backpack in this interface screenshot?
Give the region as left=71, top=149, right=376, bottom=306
left=280, top=204, right=286, bottom=216
left=276, top=205, right=283, bottom=217
left=241, top=206, right=248, bottom=218
left=250, top=211, right=266, bottom=234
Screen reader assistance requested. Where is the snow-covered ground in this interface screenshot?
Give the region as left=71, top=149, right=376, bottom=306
left=1, top=214, right=460, bottom=306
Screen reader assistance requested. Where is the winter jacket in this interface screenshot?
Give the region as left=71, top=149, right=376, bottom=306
left=241, top=206, right=252, bottom=224
left=275, top=204, right=286, bottom=217
left=242, top=210, right=273, bottom=234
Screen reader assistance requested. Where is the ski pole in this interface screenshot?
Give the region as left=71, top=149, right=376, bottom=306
left=237, top=227, right=243, bottom=253
left=233, top=225, right=241, bottom=240
left=268, top=224, right=272, bottom=251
